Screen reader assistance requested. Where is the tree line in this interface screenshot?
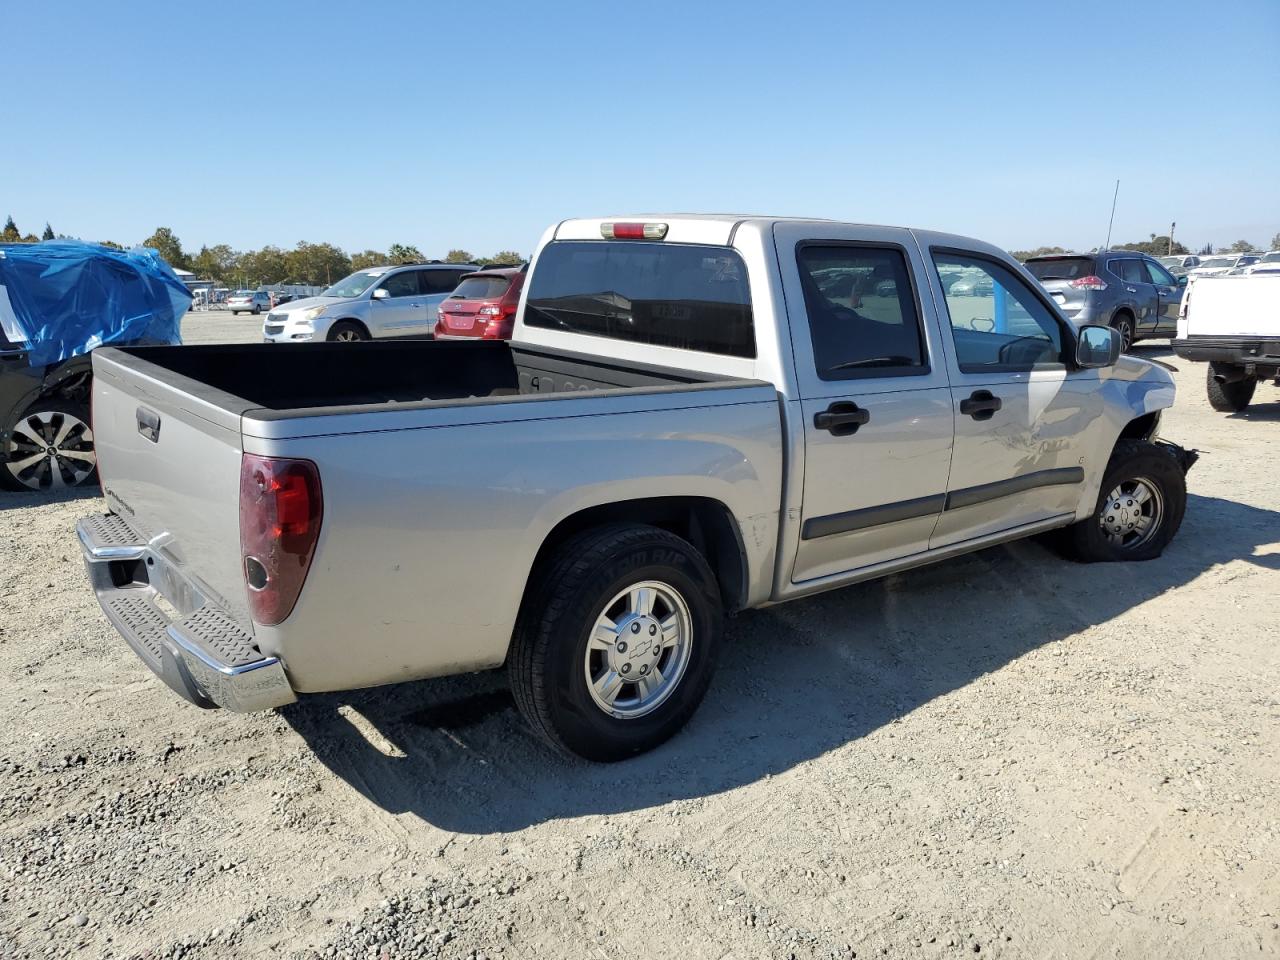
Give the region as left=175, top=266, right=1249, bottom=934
left=0, top=218, right=524, bottom=287
left=1011, top=232, right=1280, bottom=262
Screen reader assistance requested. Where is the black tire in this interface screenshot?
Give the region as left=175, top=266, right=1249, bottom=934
left=327, top=321, right=369, bottom=342
left=1206, top=365, right=1256, bottom=412
left=509, top=523, right=724, bottom=762
left=1111, top=312, right=1135, bottom=352
left=1, top=398, right=97, bottom=492
left=231, top=310, right=240, bottom=316
left=1061, top=440, right=1187, bottom=563
left=252, top=305, right=261, bottom=315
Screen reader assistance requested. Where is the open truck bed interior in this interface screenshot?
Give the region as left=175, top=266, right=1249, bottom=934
left=104, top=340, right=737, bottom=416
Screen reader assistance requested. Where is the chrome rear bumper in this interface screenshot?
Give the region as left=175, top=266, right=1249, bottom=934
left=77, top=514, right=295, bottom=712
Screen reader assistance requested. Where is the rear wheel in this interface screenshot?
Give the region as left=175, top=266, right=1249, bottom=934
left=1111, top=312, right=1135, bottom=351
left=252, top=305, right=261, bottom=315
left=327, top=321, right=369, bottom=342
left=509, top=524, right=723, bottom=761
left=1, top=399, right=97, bottom=491
left=1206, top=365, right=1256, bottom=412
left=1060, top=440, right=1186, bottom=562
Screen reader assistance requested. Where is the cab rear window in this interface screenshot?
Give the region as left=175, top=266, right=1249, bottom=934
left=524, top=241, right=755, bottom=358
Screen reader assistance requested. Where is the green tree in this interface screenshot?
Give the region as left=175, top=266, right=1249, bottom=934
left=350, top=249, right=385, bottom=271
left=98, top=240, right=124, bottom=250
left=237, top=245, right=289, bottom=285
left=42, top=223, right=55, bottom=241
left=1226, top=239, right=1258, bottom=254
left=21, top=233, right=38, bottom=243
left=1270, top=232, right=1280, bottom=251
left=1114, top=234, right=1189, bottom=256
left=190, top=243, right=239, bottom=281
left=142, top=227, right=190, bottom=269
left=387, top=243, right=424, bottom=264
left=285, top=242, right=351, bottom=286
left=479, top=250, right=525, bottom=266
left=1, top=216, right=19, bottom=242
left=1198, top=243, right=1214, bottom=255
left=1010, top=245, right=1068, bottom=262
left=444, top=249, right=475, bottom=264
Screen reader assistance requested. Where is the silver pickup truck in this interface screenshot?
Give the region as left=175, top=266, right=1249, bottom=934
left=78, top=216, right=1195, bottom=761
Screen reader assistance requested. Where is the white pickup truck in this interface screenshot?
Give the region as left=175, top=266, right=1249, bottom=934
left=77, top=216, right=1196, bottom=761
left=1172, top=273, right=1280, bottom=412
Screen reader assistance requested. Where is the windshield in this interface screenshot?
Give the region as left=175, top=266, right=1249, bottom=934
left=1026, top=257, right=1094, bottom=281
left=322, top=270, right=386, bottom=298
left=1158, top=257, right=1183, bottom=267
left=1199, top=258, right=1234, bottom=268
left=1261, top=252, right=1280, bottom=263
left=450, top=276, right=512, bottom=300
left=232, top=290, right=255, bottom=297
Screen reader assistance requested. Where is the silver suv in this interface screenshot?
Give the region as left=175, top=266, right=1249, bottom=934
left=1026, top=251, right=1182, bottom=350
left=263, top=263, right=477, bottom=342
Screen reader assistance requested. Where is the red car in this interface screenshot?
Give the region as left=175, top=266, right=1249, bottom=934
left=434, top=266, right=525, bottom=341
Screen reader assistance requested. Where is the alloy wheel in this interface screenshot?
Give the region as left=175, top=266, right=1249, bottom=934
left=1099, top=476, right=1163, bottom=550
left=5, top=409, right=96, bottom=491
left=584, top=580, right=693, bottom=720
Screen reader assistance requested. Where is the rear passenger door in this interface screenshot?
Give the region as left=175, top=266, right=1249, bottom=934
left=1111, top=257, right=1160, bottom=336
left=774, top=224, right=955, bottom=584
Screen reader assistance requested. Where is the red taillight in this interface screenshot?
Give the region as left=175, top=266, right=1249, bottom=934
left=600, top=221, right=668, bottom=240
left=239, top=454, right=322, bottom=625
left=1070, top=275, right=1108, bottom=291
left=482, top=302, right=517, bottom=339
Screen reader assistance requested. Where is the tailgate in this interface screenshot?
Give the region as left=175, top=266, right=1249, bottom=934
left=91, top=349, right=252, bottom=625
left=1182, top=275, right=1280, bottom=339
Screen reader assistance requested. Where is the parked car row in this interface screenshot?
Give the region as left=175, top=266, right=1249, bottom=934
left=261, top=262, right=526, bottom=343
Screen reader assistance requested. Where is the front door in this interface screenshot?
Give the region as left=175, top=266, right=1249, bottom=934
left=1143, top=258, right=1182, bottom=336
left=367, top=269, right=430, bottom=337
left=774, top=224, right=955, bottom=584
left=924, top=249, right=1103, bottom=549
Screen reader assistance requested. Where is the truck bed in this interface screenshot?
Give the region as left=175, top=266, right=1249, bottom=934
left=104, top=340, right=728, bottom=416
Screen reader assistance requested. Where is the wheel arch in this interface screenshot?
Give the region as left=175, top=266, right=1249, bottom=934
left=328, top=317, right=371, bottom=340
left=522, top=496, right=750, bottom=616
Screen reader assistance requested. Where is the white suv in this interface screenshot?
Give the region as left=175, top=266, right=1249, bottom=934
left=263, top=263, right=476, bottom=342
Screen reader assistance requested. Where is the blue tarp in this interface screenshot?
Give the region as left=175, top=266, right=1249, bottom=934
left=0, top=241, right=189, bottom=366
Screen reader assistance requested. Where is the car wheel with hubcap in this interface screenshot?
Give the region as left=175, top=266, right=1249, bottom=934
left=1, top=400, right=97, bottom=491
left=509, top=523, right=723, bottom=761
left=327, top=321, right=368, bottom=342
left=1060, top=439, right=1186, bottom=562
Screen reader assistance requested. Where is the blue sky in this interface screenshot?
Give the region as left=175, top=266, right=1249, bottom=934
left=3, top=0, right=1278, bottom=258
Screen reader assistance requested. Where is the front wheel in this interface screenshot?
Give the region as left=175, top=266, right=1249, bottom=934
left=509, top=524, right=724, bottom=761
left=1061, top=440, right=1187, bottom=562
left=327, top=321, right=368, bottom=342
left=1206, top=365, right=1256, bottom=412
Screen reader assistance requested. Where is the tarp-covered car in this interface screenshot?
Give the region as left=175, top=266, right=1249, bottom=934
left=0, top=242, right=189, bottom=490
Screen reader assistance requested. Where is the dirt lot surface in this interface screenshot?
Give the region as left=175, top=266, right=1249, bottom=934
left=2, top=321, right=1277, bottom=959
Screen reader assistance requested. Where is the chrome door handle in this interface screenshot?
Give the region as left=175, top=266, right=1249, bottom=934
left=1126, top=286, right=1136, bottom=293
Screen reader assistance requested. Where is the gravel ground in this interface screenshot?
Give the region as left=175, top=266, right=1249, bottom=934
left=1, top=321, right=1277, bottom=959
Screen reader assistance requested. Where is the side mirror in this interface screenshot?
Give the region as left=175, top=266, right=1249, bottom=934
left=1075, top=324, right=1121, bottom=368
left=1177, top=275, right=1188, bottom=286
left=371, top=288, right=390, bottom=301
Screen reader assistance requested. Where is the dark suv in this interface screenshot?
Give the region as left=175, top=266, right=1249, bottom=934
left=1, top=340, right=98, bottom=491
left=1026, top=251, right=1182, bottom=350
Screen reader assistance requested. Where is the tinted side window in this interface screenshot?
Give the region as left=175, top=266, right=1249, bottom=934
left=1116, top=259, right=1147, bottom=283
left=932, top=252, right=1067, bottom=373
left=525, top=241, right=754, bottom=358
left=380, top=271, right=420, bottom=298
left=795, top=245, right=926, bottom=379
left=1145, top=260, right=1177, bottom=286
left=420, top=270, right=460, bottom=294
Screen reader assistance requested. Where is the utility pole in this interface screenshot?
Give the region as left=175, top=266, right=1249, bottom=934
left=1169, top=222, right=1176, bottom=256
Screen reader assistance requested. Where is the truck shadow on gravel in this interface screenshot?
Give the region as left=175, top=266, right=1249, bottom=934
left=0, top=486, right=102, bottom=513
left=280, top=493, right=1280, bottom=834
